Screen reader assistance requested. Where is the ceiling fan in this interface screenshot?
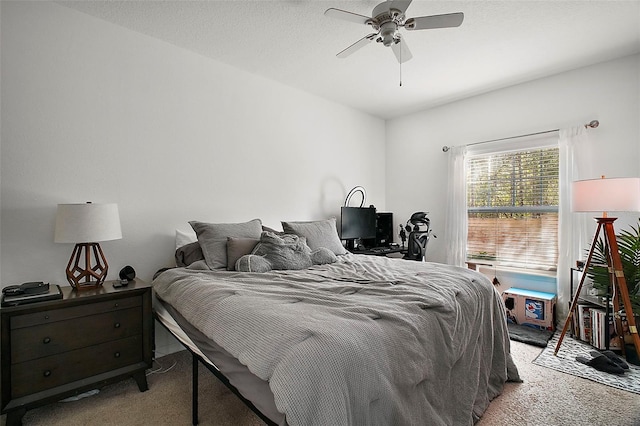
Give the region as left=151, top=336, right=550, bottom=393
left=325, top=0, right=464, bottom=63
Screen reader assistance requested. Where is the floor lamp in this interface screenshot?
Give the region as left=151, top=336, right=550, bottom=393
left=554, top=177, right=640, bottom=358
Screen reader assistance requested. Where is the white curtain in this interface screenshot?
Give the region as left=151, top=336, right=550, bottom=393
left=444, top=145, right=468, bottom=266
left=557, top=126, right=595, bottom=320
left=445, top=126, right=595, bottom=310
left=444, top=134, right=557, bottom=268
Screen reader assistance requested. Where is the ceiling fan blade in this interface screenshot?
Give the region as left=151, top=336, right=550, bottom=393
left=404, top=12, right=464, bottom=30
left=324, top=8, right=372, bottom=25
left=337, top=33, right=377, bottom=58
left=391, top=38, right=413, bottom=63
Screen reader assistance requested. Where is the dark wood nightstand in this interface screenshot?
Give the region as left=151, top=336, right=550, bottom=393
left=1, top=280, right=153, bottom=425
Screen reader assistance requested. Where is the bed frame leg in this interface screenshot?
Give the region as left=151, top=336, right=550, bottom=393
left=192, top=353, right=199, bottom=425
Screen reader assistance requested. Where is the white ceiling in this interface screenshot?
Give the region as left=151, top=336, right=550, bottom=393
left=58, top=0, right=640, bottom=119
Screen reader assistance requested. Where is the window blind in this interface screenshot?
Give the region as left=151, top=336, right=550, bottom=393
left=466, top=147, right=559, bottom=271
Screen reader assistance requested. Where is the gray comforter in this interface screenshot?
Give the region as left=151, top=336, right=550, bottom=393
left=153, top=254, right=520, bottom=426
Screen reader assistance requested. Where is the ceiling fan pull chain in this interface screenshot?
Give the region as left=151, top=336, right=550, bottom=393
left=399, top=53, right=402, bottom=87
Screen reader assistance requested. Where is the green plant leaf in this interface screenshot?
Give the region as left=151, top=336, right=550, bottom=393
left=585, top=218, right=640, bottom=313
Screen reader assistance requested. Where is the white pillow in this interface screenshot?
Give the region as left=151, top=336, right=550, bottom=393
left=175, top=228, right=197, bottom=250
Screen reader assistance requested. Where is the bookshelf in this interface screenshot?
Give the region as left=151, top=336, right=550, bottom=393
left=570, top=267, right=615, bottom=350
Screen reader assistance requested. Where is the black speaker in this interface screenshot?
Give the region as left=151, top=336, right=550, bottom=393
left=119, top=265, right=136, bottom=282
left=375, top=212, right=393, bottom=247
left=504, top=297, right=515, bottom=310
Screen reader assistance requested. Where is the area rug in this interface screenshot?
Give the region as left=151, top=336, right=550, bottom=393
left=533, top=333, right=640, bottom=394
left=508, top=323, right=554, bottom=347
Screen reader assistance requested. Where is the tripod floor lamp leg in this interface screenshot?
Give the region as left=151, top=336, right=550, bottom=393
left=605, top=221, right=640, bottom=358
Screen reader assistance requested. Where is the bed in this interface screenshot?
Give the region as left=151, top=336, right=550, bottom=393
left=152, top=218, right=520, bottom=425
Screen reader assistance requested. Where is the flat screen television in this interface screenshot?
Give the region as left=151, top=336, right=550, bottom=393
left=341, top=207, right=377, bottom=249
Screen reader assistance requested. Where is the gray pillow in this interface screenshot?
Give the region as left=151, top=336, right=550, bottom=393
left=262, top=225, right=284, bottom=235
left=175, top=241, right=204, bottom=267
left=189, top=219, right=262, bottom=269
left=186, top=259, right=210, bottom=270
left=226, top=237, right=259, bottom=270
left=282, top=218, right=347, bottom=255
left=235, top=255, right=272, bottom=273
left=252, top=231, right=312, bottom=270
left=311, top=247, right=338, bottom=265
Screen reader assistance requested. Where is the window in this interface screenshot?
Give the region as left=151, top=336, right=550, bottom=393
left=466, top=147, right=559, bottom=271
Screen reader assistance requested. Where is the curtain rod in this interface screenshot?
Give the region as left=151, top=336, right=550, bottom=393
left=441, top=120, right=599, bottom=153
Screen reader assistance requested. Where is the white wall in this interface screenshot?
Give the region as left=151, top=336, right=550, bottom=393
left=0, top=2, right=386, bottom=355
left=0, top=1, right=385, bottom=286
left=386, top=53, right=640, bottom=311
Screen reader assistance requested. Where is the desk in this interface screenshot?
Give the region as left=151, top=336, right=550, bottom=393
left=349, top=247, right=407, bottom=257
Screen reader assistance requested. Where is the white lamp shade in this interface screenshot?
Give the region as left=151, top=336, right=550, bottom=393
left=572, top=177, right=640, bottom=213
left=54, top=203, right=122, bottom=243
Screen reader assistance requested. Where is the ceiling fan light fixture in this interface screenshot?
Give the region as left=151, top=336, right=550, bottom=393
left=379, top=22, right=397, bottom=47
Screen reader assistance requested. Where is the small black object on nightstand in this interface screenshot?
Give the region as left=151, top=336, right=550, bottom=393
left=119, top=265, right=136, bottom=282
left=113, top=279, right=129, bottom=288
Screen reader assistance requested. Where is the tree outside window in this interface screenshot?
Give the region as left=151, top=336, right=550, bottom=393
left=466, top=148, right=559, bottom=271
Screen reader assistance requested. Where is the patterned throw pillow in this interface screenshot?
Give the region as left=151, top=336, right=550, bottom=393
left=235, top=254, right=272, bottom=273
left=252, top=232, right=312, bottom=270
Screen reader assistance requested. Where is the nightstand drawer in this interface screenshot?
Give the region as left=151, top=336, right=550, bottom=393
left=10, top=296, right=141, bottom=329
left=11, top=307, right=142, bottom=363
left=11, top=335, right=143, bottom=398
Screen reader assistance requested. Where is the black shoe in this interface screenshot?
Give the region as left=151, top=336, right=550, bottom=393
left=576, top=353, right=625, bottom=375
left=591, top=350, right=629, bottom=370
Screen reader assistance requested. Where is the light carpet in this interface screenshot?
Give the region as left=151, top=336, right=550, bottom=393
left=3, top=343, right=640, bottom=426
left=533, top=333, right=640, bottom=395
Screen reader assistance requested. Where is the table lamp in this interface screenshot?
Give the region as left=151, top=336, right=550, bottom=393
left=554, top=176, right=640, bottom=357
left=54, top=202, right=122, bottom=290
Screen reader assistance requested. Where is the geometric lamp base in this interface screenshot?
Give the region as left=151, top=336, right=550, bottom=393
left=65, top=243, right=109, bottom=290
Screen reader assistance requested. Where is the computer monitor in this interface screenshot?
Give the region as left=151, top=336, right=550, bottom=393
left=341, top=207, right=377, bottom=249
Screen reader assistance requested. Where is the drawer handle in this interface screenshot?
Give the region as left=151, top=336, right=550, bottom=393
left=43, top=370, right=51, bottom=377
left=43, top=337, right=51, bottom=344
left=44, top=315, right=50, bottom=320
left=114, top=322, right=121, bottom=328
left=114, top=352, right=121, bottom=358
left=114, top=303, right=119, bottom=308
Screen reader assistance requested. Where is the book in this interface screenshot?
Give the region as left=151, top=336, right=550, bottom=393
left=1, top=284, right=63, bottom=307
left=590, top=308, right=604, bottom=349
left=570, top=303, right=580, bottom=337
left=576, top=304, right=630, bottom=350
left=577, top=304, right=592, bottom=342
